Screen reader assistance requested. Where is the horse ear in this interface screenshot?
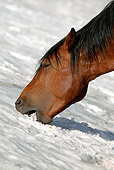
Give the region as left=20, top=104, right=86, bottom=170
left=64, top=28, right=76, bottom=51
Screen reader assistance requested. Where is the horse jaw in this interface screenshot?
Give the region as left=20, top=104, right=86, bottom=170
left=35, top=110, right=52, bottom=124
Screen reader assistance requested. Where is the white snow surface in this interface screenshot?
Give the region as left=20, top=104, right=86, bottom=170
left=0, top=0, right=114, bottom=170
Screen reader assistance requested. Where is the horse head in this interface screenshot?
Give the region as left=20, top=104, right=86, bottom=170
left=15, top=28, right=88, bottom=123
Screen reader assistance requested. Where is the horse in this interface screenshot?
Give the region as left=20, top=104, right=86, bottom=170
left=15, top=1, right=114, bottom=124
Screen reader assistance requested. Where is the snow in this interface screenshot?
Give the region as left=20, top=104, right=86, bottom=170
left=0, top=0, right=114, bottom=170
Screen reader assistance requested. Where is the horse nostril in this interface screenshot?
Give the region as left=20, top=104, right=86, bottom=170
left=15, top=98, right=23, bottom=107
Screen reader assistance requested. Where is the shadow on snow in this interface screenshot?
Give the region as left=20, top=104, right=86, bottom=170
left=51, top=117, right=114, bottom=141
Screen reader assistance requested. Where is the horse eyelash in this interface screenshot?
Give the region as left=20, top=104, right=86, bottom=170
left=43, top=63, right=50, bottom=69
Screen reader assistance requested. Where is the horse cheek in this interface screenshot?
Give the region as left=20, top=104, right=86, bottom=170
left=50, top=72, right=73, bottom=100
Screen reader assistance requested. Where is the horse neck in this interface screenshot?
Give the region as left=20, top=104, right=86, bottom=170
left=83, top=42, right=114, bottom=83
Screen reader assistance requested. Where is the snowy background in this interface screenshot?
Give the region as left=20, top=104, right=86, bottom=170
left=0, top=0, right=114, bottom=170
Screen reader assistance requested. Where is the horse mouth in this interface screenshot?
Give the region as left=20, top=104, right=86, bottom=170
left=15, top=99, right=52, bottom=124
left=27, top=110, right=36, bottom=116
left=25, top=110, right=38, bottom=121
left=23, top=109, right=52, bottom=124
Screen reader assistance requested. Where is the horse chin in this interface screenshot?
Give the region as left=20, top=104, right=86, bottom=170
left=36, top=111, right=52, bottom=124
left=25, top=109, right=52, bottom=124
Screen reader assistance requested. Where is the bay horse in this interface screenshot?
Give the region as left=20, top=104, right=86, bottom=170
left=15, top=1, right=114, bottom=124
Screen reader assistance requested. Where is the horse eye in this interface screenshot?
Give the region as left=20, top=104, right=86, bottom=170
left=43, top=63, right=50, bottom=69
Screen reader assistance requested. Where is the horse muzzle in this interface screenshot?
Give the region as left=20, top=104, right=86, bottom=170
left=15, top=98, right=52, bottom=124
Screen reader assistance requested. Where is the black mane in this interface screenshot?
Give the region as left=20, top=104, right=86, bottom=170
left=38, top=37, right=65, bottom=69
left=36, top=1, right=114, bottom=73
left=74, top=0, right=114, bottom=62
